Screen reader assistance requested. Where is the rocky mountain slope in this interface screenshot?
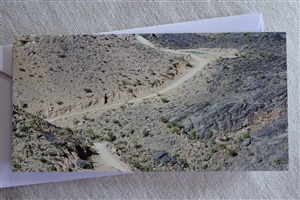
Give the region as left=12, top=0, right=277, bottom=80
left=13, top=34, right=188, bottom=119
left=141, top=32, right=286, bottom=52
left=79, top=33, right=287, bottom=171
left=12, top=105, right=97, bottom=172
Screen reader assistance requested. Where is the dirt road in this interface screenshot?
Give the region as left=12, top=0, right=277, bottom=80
left=93, top=142, right=131, bottom=172
left=46, top=35, right=237, bottom=172
left=48, top=36, right=232, bottom=123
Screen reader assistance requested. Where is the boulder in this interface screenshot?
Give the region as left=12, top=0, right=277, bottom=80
left=75, top=159, right=93, bottom=169
left=160, top=155, right=171, bottom=164
left=153, top=150, right=167, bottom=160
left=170, top=156, right=177, bottom=164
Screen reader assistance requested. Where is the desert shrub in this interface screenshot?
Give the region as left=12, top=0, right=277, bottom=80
left=175, top=123, right=184, bottom=130
left=171, top=127, right=180, bottom=134
left=84, top=88, right=92, bottom=93
left=237, top=136, right=243, bottom=143
left=142, top=165, right=153, bottom=172
left=132, top=159, right=141, bottom=169
left=258, top=73, right=265, bottom=80
left=39, top=157, right=48, bottom=163
left=188, top=131, right=198, bottom=140
left=132, top=140, right=142, bottom=148
left=20, top=101, right=28, bottom=108
left=73, top=119, right=80, bottom=125
left=275, top=157, right=283, bottom=165
left=201, top=164, right=208, bottom=170
left=161, top=98, right=170, bottom=103
left=118, top=140, right=127, bottom=145
left=107, top=132, right=116, bottom=142
left=228, top=149, right=238, bottom=157
left=120, top=105, right=126, bottom=109
left=159, top=116, right=169, bottom=123
left=249, top=152, right=255, bottom=156
left=177, top=157, right=189, bottom=168
left=143, top=129, right=150, bottom=137
left=86, top=129, right=95, bottom=139
left=221, top=136, right=229, bottom=142
left=113, top=119, right=120, bottom=124
left=83, top=116, right=94, bottom=122
left=18, top=124, right=29, bottom=132
left=13, top=163, right=22, bottom=169
left=243, top=133, right=251, bottom=139
left=64, top=127, right=73, bottom=134
left=210, top=147, right=218, bottom=153
left=56, top=100, right=64, bottom=105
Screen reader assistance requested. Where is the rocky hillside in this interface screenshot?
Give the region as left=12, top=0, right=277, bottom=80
left=12, top=105, right=97, bottom=172
left=13, top=34, right=188, bottom=118
left=12, top=33, right=287, bottom=172
left=142, top=32, right=286, bottom=53
left=79, top=33, right=287, bottom=171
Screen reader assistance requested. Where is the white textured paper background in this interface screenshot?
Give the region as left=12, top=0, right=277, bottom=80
left=1, top=1, right=299, bottom=199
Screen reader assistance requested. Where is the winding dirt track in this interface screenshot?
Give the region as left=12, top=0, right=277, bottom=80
left=48, top=37, right=212, bottom=122
left=93, top=142, right=131, bottom=172
left=47, top=35, right=237, bottom=172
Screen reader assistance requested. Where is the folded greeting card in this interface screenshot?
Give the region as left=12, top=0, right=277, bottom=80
left=12, top=32, right=287, bottom=172
left=0, top=13, right=265, bottom=188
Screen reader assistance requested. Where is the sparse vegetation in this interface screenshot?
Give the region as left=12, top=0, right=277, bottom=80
left=83, top=116, right=94, bottom=122
left=159, top=116, right=169, bottom=123
left=73, top=118, right=80, bottom=125
left=39, top=157, right=48, bottom=163
left=86, top=129, right=95, bottom=139
left=258, top=72, right=265, bottom=80
left=161, top=98, right=170, bottom=103
left=107, top=132, right=116, bottom=142
left=19, top=124, right=29, bottom=132
left=188, top=131, right=198, bottom=140
left=20, top=101, right=28, bottom=108
left=132, top=140, right=142, bottom=148
left=201, top=164, right=208, bottom=170
left=142, top=129, right=150, bottom=137
left=243, top=133, right=251, bottom=139
left=112, top=119, right=122, bottom=127
left=210, top=147, right=218, bottom=153
left=275, top=157, right=283, bottom=165
left=64, top=127, right=73, bottom=134
left=177, top=157, right=189, bottom=168
left=228, top=149, right=238, bottom=157
left=171, top=127, right=180, bottom=134
left=56, top=100, right=64, bottom=105
left=132, top=159, right=141, bottom=169
left=83, top=88, right=92, bottom=93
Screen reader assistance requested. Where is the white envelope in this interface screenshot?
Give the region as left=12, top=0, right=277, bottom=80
left=0, top=13, right=263, bottom=188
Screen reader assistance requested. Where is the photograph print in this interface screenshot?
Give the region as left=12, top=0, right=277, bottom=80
left=12, top=33, right=287, bottom=172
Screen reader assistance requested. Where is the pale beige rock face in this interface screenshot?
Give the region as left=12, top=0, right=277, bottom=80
left=1, top=1, right=299, bottom=199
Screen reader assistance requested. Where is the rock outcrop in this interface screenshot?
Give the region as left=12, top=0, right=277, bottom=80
left=12, top=105, right=97, bottom=172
